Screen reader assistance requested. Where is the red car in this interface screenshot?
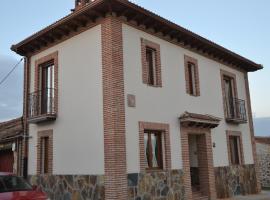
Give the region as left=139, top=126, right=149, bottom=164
left=0, top=172, right=49, bottom=200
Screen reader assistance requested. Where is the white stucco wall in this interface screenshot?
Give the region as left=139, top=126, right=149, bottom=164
left=122, top=24, right=254, bottom=173
left=28, top=25, right=104, bottom=175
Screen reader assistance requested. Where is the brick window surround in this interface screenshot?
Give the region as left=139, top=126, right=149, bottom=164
left=34, top=51, right=59, bottom=114
left=184, top=55, right=200, bottom=96
left=220, top=69, right=238, bottom=119
left=141, top=38, right=162, bottom=87
left=226, top=130, right=245, bottom=165
left=180, top=126, right=216, bottom=200
left=36, top=129, right=53, bottom=174
left=139, top=122, right=171, bottom=172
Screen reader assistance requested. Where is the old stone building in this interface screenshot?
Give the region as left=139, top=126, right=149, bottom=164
left=256, top=137, right=270, bottom=189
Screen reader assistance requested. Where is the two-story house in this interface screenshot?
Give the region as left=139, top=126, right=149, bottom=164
left=11, top=0, right=263, bottom=199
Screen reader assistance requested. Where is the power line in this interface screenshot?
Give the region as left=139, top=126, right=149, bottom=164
left=0, top=58, right=23, bottom=87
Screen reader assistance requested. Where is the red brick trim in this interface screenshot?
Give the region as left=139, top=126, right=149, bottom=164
left=101, top=16, right=128, bottom=200
left=138, top=121, right=171, bottom=172
left=36, top=129, right=53, bottom=175
left=220, top=69, right=239, bottom=120
left=34, top=51, right=59, bottom=114
left=141, top=38, right=162, bottom=87
left=226, top=130, right=245, bottom=165
left=244, top=73, right=261, bottom=192
left=180, top=126, right=216, bottom=200
left=184, top=55, right=200, bottom=96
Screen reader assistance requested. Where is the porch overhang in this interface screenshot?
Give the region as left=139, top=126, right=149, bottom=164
left=179, top=112, right=221, bottom=129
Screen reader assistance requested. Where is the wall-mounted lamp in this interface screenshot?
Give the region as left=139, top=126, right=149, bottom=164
left=213, top=142, right=216, bottom=148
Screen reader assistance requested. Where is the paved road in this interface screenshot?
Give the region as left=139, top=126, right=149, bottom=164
left=233, top=191, right=270, bottom=200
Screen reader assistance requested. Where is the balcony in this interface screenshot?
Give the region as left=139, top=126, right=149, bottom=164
left=225, top=98, right=247, bottom=124
left=28, top=88, right=57, bottom=123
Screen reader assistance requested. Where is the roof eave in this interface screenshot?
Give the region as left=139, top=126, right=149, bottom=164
left=11, top=0, right=263, bottom=72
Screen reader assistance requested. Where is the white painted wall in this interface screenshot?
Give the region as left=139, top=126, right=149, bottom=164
left=28, top=25, right=104, bottom=175
left=122, top=24, right=254, bottom=173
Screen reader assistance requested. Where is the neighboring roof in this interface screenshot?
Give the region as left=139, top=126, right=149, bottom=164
left=179, top=111, right=221, bottom=128
left=255, top=136, right=270, bottom=145
left=0, top=117, right=24, bottom=142
left=11, top=0, right=263, bottom=72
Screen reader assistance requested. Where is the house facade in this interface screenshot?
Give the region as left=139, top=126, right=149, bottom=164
left=11, top=0, right=263, bottom=199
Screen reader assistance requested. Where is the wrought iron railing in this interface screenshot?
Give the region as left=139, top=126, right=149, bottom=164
left=28, top=88, right=56, bottom=119
left=225, top=97, right=247, bottom=123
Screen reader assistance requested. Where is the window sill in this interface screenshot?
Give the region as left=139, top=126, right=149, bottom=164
left=145, top=83, right=162, bottom=88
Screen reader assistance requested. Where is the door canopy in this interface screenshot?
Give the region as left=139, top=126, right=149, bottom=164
left=179, top=112, right=221, bottom=129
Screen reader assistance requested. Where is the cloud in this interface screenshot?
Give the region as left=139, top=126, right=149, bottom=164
left=0, top=55, right=23, bottom=122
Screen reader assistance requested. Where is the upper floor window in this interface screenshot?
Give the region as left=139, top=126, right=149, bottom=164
left=141, top=38, right=162, bottom=87
left=144, top=130, right=163, bottom=170
left=184, top=55, right=200, bottom=96
left=39, top=61, right=55, bottom=115
left=29, top=51, right=58, bottom=123
left=223, top=75, right=236, bottom=118
left=220, top=70, right=247, bottom=123
left=146, top=47, right=157, bottom=86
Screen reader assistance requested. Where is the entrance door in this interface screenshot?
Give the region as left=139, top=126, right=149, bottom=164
left=0, top=149, right=14, bottom=172
left=181, top=127, right=216, bottom=200
left=188, top=134, right=210, bottom=199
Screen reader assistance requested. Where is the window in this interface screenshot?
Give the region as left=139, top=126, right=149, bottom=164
left=146, top=47, right=157, bottom=86
left=33, top=51, right=58, bottom=120
left=40, top=137, right=49, bottom=174
left=144, top=130, right=163, bottom=170
left=37, top=129, right=53, bottom=175
left=141, top=38, right=162, bottom=87
left=226, top=131, right=244, bottom=165
left=184, top=55, right=200, bottom=96
left=39, top=62, right=55, bottom=115
left=187, top=62, right=196, bottom=95
left=228, top=136, right=241, bottom=165
left=223, top=75, right=236, bottom=118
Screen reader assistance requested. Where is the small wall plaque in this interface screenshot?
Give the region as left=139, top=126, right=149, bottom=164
left=127, top=94, right=136, bottom=108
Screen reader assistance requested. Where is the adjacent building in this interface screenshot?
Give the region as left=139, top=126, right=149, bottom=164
left=11, top=0, right=263, bottom=199
left=0, top=117, right=24, bottom=175
left=256, top=136, right=270, bottom=189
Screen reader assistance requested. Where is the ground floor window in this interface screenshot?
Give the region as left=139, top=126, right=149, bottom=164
left=229, top=136, right=241, bottom=165
left=37, top=130, right=53, bottom=174
left=144, top=130, right=163, bottom=170
left=40, top=137, right=49, bottom=174
left=226, top=131, right=244, bottom=165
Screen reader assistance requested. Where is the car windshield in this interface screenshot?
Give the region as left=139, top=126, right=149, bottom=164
left=0, top=176, right=32, bottom=193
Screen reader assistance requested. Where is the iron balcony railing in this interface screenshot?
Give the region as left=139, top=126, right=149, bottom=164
left=28, top=88, right=56, bottom=119
left=225, top=97, right=247, bottom=123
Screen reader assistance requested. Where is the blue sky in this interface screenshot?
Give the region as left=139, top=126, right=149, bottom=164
left=0, top=0, right=269, bottom=120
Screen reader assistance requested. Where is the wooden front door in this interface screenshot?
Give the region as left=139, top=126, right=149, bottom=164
left=0, top=149, right=14, bottom=172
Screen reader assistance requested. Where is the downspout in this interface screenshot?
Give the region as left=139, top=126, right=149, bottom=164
left=22, top=56, right=30, bottom=179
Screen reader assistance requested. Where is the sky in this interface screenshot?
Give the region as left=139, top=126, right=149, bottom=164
left=0, top=0, right=269, bottom=122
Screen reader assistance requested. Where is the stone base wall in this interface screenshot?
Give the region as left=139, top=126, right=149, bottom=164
left=28, top=175, right=105, bottom=200
left=256, top=142, right=270, bottom=188
left=214, top=164, right=258, bottom=199
left=127, top=170, right=185, bottom=200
